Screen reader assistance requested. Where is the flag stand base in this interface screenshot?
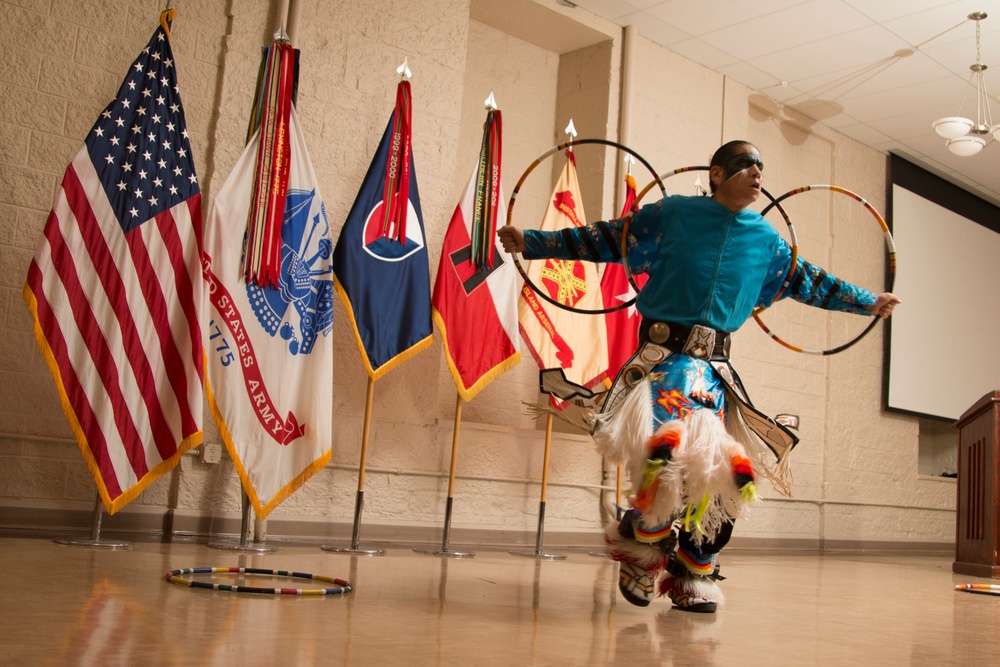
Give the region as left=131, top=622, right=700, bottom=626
left=320, top=545, right=385, bottom=556
left=508, top=549, right=566, bottom=561
left=413, top=495, right=475, bottom=558
left=412, top=548, right=475, bottom=559
left=54, top=537, right=133, bottom=550
left=320, top=489, right=385, bottom=556
left=508, top=499, right=565, bottom=560
left=208, top=490, right=277, bottom=553
left=54, top=493, right=132, bottom=550
left=207, top=540, right=276, bottom=553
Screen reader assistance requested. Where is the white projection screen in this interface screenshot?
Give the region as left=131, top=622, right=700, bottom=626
left=887, top=154, right=1000, bottom=421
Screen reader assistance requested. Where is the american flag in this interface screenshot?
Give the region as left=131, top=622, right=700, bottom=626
left=23, top=22, right=204, bottom=514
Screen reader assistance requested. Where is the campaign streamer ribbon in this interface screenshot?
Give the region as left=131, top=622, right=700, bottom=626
left=380, top=80, right=413, bottom=244
left=620, top=173, right=637, bottom=215
left=242, top=41, right=296, bottom=289
left=471, top=108, right=502, bottom=268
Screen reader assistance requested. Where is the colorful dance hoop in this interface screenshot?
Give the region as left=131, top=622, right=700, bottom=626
left=955, top=583, right=1000, bottom=596
left=629, top=166, right=799, bottom=304
left=506, top=138, right=666, bottom=315
left=165, top=567, right=352, bottom=596
left=754, top=184, right=897, bottom=355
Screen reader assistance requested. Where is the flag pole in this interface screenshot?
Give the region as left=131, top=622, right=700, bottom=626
left=616, top=466, right=623, bottom=519
left=53, top=492, right=132, bottom=550
left=275, top=0, right=290, bottom=40
left=322, top=377, right=385, bottom=555
left=208, top=488, right=277, bottom=552
left=286, top=0, right=302, bottom=45
left=414, top=393, right=475, bottom=558
left=510, top=413, right=566, bottom=560
left=589, top=460, right=620, bottom=558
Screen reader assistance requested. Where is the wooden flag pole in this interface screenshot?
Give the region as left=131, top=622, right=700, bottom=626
left=510, top=413, right=566, bottom=560
left=322, top=377, right=385, bottom=555
left=414, top=393, right=474, bottom=558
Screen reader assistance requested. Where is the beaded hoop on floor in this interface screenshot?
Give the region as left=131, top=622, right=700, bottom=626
left=754, top=184, right=897, bottom=355
left=629, top=166, right=799, bottom=304
left=165, top=567, right=352, bottom=596
left=507, top=138, right=666, bottom=315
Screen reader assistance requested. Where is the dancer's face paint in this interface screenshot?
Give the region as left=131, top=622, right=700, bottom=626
left=713, top=145, right=763, bottom=211
left=722, top=152, right=763, bottom=178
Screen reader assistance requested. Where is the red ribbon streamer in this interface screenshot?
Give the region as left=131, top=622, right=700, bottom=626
left=381, top=81, right=412, bottom=244
left=243, top=42, right=295, bottom=289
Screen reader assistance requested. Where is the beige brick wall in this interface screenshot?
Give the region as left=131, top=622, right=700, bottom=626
left=0, top=0, right=953, bottom=547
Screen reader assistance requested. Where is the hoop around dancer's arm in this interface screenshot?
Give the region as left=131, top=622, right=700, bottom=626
left=754, top=184, right=897, bottom=355
left=627, top=166, right=799, bottom=303
left=506, top=138, right=665, bottom=315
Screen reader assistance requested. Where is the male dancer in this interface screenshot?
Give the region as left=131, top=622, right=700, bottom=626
left=499, top=140, right=898, bottom=612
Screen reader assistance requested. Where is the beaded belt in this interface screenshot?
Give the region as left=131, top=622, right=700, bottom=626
left=638, top=319, right=731, bottom=359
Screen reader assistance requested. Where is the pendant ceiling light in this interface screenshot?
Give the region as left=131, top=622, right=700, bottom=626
left=932, top=12, right=997, bottom=157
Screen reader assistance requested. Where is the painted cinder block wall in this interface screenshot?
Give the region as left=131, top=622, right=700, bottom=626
left=0, top=0, right=955, bottom=548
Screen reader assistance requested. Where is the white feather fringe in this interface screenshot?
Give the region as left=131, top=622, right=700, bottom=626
left=645, top=410, right=757, bottom=544
left=603, top=522, right=666, bottom=571
left=592, top=377, right=653, bottom=468
left=725, top=404, right=794, bottom=497
left=661, top=573, right=726, bottom=608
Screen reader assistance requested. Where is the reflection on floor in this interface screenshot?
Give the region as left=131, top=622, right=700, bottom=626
left=1, top=534, right=997, bottom=666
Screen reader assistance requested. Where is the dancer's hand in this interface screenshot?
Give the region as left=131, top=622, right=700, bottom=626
left=867, top=292, right=900, bottom=319
left=497, top=225, right=525, bottom=254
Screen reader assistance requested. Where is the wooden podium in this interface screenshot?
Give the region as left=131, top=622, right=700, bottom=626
left=954, top=390, right=1000, bottom=577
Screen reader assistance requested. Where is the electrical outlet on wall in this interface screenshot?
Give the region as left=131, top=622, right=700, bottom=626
left=201, top=443, right=222, bottom=464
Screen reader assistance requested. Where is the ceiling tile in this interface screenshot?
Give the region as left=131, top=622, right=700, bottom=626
left=833, top=123, right=895, bottom=145
left=836, top=77, right=970, bottom=123
left=698, top=0, right=875, bottom=61
left=667, top=37, right=740, bottom=69
left=568, top=0, right=646, bottom=21
left=842, top=0, right=964, bottom=23
left=882, top=1, right=999, bottom=47
left=644, top=0, right=810, bottom=36
left=620, top=10, right=692, bottom=45
left=747, top=25, right=911, bottom=85
left=789, top=51, right=955, bottom=102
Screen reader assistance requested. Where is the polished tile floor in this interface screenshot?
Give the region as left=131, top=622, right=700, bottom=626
left=1, top=534, right=996, bottom=666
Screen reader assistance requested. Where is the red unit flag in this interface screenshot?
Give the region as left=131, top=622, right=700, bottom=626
left=433, top=108, right=519, bottom=399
